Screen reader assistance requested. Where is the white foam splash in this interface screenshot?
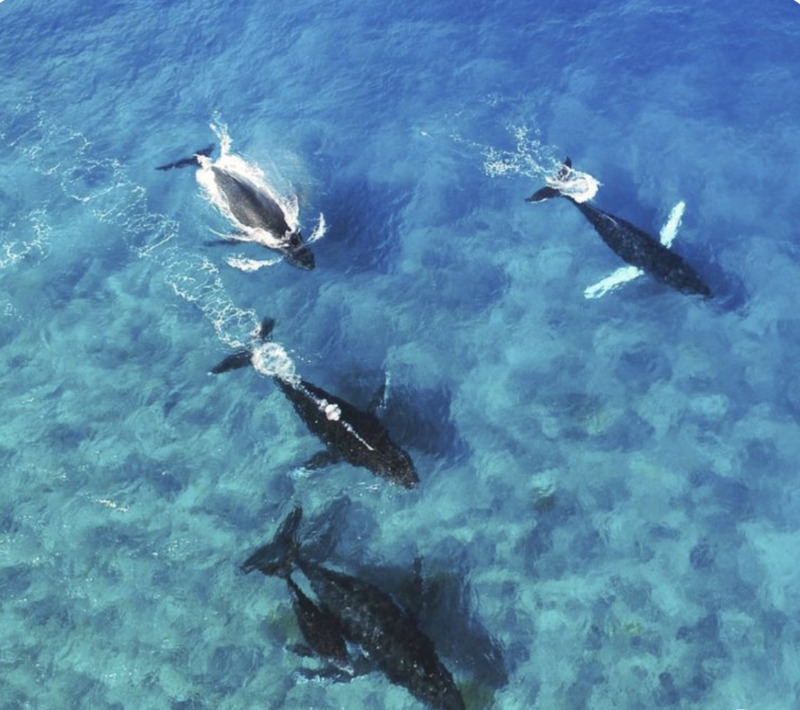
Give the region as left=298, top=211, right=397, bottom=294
left=480, top=125, right=562, bottom=181
left=251, top=341, right=299, bottom=385
left=317, top=399, right=342, bottom=422
left=341, top=418, right=375, bottom=451
left=0, top=209, right=50, bottom=269
left=545, top=165, right=600, bottom=204
left=211, top=119, right=233, bottom=157
left=379, top=369, right=391, bottom=412
left=291, top=381, right=377, bottom=452
left=584, top=201, right=687, bottom=299
left=96, top=498, right=128, bottom=513
left=462, top=124, right=600, bottom=202
left=1, top=298, right=21, bottom=320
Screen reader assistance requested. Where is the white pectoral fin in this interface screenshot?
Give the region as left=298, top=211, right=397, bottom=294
left=309, top=212, right=327, bottom=243
left=211, top=228, right=254, bottom=244
left=659, top=200, right=686, bottom=248
left=225, top=255, right=282, bottom=272
left=584, top=266, right=643, bottom=299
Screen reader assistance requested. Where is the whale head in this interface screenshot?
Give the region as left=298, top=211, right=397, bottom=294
left=285, top=230, right=315, bottom=270
left=374, top=446, right=419, bottom=489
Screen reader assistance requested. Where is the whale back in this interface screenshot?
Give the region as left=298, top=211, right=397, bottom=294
left=299, top=562, right=465, bottom=710
left=211, top=166, right=291, bottom=235
left=573, top=202, right=712, bottom=297
left=275, top=378, right=418, bottom=488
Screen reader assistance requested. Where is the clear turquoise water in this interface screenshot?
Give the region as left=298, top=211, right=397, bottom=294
left=2, top=1, right=800, bottom=708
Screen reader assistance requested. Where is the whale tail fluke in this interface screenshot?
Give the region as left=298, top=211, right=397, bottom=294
left=525, top=157, right=573, bottom=202
left=210, top=349, right=253, bottom=374
left=525, top=186, right=562, bottom=203
left=258, top=317, right=275, bottom=341
left=241, top=506, right=303, bottom=578
left=155, top=144, right=215, bottom=171
left=209, top=317, right=276, bottom=374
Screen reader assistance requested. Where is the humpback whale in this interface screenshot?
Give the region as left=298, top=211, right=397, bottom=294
left=156, top=144, right=315, bottom=270
left=526, top=159, right=712, bottom=297
left=211, top=319, right=418, bottom=489
left=242, top=506, right=466, bottom=710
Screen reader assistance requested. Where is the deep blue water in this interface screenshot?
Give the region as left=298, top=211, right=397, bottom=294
left=2, top=1, right=800, bottom=708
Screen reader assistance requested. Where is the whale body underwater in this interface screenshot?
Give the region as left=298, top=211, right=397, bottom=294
left=156, top=145, right=315, bottom=270
left=527, top=159, right=712, bottom=298
left=242, top=506, right=466, bottom=710
left=210, top=318, right=419, bottom=489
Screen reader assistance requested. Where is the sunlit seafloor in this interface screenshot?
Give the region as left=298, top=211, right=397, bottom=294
left=2, top=1, right=800, bottom=709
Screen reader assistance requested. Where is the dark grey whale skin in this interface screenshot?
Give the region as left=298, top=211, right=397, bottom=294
left=210, top=319, right=418, bottom=489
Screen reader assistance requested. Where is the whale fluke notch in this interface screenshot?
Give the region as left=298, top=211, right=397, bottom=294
left=155, top=144, right=215, bottom=171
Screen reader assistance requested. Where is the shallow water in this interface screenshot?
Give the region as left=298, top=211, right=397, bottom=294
left=2, top=1, right=800, bottom=708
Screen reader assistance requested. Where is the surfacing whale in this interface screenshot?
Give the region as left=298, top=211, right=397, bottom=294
left=210, top=318, right=418, bottom=489
left=156, top=144, right=315, bottom=270
left=526, top=159, right=712, bottom=298
left=242, top=506, right=465, bottom=710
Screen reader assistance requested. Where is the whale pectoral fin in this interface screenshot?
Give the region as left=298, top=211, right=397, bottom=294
left=367, top=383, right=388, bottom=416
left=209, top=231, right=254, bottom=246
left=303, top=450, right=339, bottom=470
left=210, top=349, right=253, bottom=374
left=196, top=144, right=215, bottom=159
left=658, top=200, right=686, bottom=248
left=525, top=186, right=560, bottom=203
left=584, top=266, right=643, bottom=300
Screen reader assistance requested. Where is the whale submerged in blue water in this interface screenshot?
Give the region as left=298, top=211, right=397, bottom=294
left=526, top=159, right=712, bottom=298
left=242, top=506, right=465, bottom=710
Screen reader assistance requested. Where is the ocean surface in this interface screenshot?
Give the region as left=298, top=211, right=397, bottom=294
left=2, top=1, right=800, bottom=708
